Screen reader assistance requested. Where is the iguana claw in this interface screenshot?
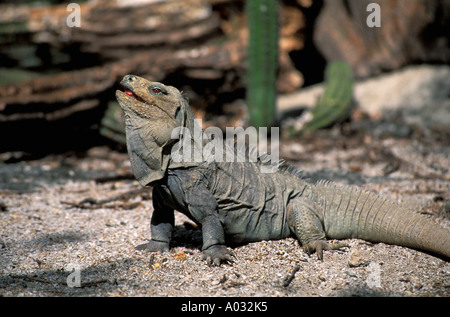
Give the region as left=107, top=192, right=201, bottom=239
left=303, top=240, right=349, bottom=260
left=135, top=240, right=170, bottom=253
left=201, top=245, right=235, bottom=266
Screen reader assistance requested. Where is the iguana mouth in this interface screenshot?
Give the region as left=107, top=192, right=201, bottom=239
left=120, top=86, right=154, bottom=107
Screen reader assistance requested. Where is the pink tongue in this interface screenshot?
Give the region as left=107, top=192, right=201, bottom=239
left=125, top=90, right=134, bottom=97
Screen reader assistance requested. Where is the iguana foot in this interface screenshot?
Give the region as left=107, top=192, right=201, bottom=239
left=303, top=240, right=349, bottom=260
left=202, top=245, right=235, bottom=266
left=135, top=240, right=169, bottom=253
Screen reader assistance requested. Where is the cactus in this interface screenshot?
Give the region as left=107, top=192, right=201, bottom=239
left=246, top=0, right=279, bottom=128
left=300, top=61, right=354, bottom=134
left=100, top=101, right=126, bottom=144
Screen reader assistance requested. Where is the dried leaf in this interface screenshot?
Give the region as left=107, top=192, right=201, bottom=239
left=173, top=253, right=187, bottom=261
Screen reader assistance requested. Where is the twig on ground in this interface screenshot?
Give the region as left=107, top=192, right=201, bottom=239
left=61, top=188, right=151, bottom=210
left=282, top=265, right=300, bottom=287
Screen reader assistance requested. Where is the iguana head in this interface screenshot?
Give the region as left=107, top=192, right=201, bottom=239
left=116, top=75, right=181, bottom=133
left=116, top=75, right=199, bottom=186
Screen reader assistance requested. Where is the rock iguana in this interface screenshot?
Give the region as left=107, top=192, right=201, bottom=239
left=116, top=75, right=450, bottom=266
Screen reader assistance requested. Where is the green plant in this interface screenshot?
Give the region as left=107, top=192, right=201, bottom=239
left=246, top=0, right=279, bottom=128
left=100, top=101, right=126, bottom=144
left=301, top=61, right=354, bottom=134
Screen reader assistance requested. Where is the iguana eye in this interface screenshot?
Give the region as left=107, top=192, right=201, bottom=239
left=150, top=86, right=165, bottom=95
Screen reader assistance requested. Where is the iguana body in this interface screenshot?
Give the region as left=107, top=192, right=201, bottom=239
left=116, top=75, right=450, bottom=265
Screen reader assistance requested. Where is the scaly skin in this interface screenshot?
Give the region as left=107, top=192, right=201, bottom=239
left=116, top=75, right=450, bottom=266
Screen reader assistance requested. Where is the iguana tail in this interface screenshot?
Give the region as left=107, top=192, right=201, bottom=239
left=288, top=181, right=450, bottom=259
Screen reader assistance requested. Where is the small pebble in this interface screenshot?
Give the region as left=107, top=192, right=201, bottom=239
left=348, top=249, right=370, bottom=267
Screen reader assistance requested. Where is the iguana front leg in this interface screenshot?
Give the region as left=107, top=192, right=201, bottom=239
left=185, top=189, right=235, bottom=266
left=136, top=189, right=174, bottom=252
left=167, top=172, right=235, bottom=266
left=200, top=214, right=235, bottom=266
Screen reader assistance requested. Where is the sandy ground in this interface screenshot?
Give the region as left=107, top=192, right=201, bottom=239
left=0, top=115, right=449, bottom=297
